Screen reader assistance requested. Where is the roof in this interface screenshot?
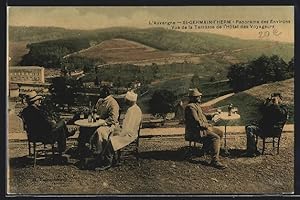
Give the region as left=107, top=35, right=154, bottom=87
left=9, top=66, right=44, bottom=70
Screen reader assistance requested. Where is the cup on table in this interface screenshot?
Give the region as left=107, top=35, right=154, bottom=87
left=232, top=107, right=238, bottom=114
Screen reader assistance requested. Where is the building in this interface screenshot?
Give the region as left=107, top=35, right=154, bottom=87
left=9, top=66, right=50, bottom=95
left=9, top=66, right=45, bottom=84
left=9, top=83, right=20, bottom=98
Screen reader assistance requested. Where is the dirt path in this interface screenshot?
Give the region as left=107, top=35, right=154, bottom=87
left=201, top=93, right=235, bottom=107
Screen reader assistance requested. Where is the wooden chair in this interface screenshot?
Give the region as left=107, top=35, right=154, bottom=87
left=255, top=117, right=287, bottom=155
left=21, top=116, right=57, bottom=167
left=114, top=123, right=142, bottom=165
left=185, top=134, right=204, bottom=158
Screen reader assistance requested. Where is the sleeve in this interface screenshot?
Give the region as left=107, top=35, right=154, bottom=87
left=190, top=106, right=209, bottom=129
left=105, top=100, right=120, bottom=125
left=121, top=107, right=142, bottom=137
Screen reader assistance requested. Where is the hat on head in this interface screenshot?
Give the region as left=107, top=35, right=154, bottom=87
left=27, top=91, right=43, bottom=102
left=189, top=88, right=202, bottom=97
left=125, top=91, right=138, bottom=102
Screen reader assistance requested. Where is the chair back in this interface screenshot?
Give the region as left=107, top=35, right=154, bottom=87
left=20, top=114, right=53, bottom=143
left=264, top=113, right=288, bottom=138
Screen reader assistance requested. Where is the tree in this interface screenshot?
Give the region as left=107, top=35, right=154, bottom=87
left=227, top=63, right=249, bottom=92
left=190, top=73, right=201, bottom=90
left=149, top=90, right=176, bottom=117
left=150, top=63, right=159, bottom=78
left=94, top=76, right=100, bottom=86
left=287, top=57, right=294, bottom=77
left=49, top=77, right=80, bottom=110
left=227, top=55, right=290, bottom=92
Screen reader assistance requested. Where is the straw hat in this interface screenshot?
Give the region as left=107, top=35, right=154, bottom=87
left=188, top=88, right=202, bottom=97
left=125, top=91, right=138, bottom=102
left=27, top=91, right=43, bottom=102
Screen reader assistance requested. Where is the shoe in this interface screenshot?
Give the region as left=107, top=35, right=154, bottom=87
left=78, top=158, right=98, bottom=170
left=112, top=156, right=121, bottom=167
left=220, top=148, right=230, bottom=157
left=210, top=160, right=227, bottom=169
left=242, top=150, right=260, bottom=157
left=76, top=159, right=88, bottom=170
left=95, top=164, right=112, bottom=171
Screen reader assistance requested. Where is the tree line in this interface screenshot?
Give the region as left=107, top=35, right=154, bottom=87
left=227, top=55, right=294, bottom=92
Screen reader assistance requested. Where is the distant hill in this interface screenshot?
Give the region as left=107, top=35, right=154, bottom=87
left=213, top=78, right=294, bottom=125
left=66, top=38, right=201, bottom=66
left=9, top=26, right=294, bottom=65
left=9, top=26, right=86, bottom=43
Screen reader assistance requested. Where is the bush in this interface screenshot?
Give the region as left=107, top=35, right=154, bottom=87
left=49, top=77, right=82, bottom=109
left=149, top=90, right=176, bottom=117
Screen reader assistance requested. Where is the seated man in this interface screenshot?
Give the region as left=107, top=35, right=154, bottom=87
left=245, top=92, right=288, bottom=157
left=19, top=91, right=76, bottom=154
left=88, top=86, right=120, bottom=155
left=84, top=91, right=142, bottom=170
left=185, top=88, right=227, bottom=169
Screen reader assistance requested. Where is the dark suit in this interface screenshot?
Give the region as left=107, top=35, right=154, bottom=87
left=20, top=104, right=68, bottom=152
left=246, top=101, right=288, bottom=153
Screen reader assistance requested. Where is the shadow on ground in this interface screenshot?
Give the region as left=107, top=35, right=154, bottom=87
left=10, top=155, right=72, bottom=169
left=9, top=146, right=266, bottom=170
left=139, top=146, right=252, bottom=161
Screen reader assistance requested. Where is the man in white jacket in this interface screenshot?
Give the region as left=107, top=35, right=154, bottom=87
left=83, top=90, right=142, bottom=170
left=110, top=91, right=142, bottom=152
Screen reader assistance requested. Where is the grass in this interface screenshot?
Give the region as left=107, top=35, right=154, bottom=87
left=213, top=78, right=294, bottom=125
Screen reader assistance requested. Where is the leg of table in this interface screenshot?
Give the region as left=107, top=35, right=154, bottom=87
left=224, top=125, right=227, bottom=148
left=222, top=125, right=230, bottom=156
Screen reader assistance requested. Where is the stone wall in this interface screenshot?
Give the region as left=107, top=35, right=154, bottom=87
left=9, top=66, right=45, bottom=84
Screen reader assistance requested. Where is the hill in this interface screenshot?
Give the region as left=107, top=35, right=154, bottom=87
left=9, top=26, right=86, bottom=43
left=66, top=38, right=201, bottom=66
left=213, top=78, right=294, bottom=125
left=9, top=26, right=294, bottom=66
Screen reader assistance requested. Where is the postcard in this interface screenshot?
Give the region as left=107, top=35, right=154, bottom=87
left=7, top=6, right=294, bottom=195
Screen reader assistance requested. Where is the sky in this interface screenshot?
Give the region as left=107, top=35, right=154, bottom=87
left=8, top=6, right=294, bottom=43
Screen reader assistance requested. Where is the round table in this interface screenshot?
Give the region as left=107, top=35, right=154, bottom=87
left=74, top=119, right=106, bottom=154
left=215, top=112, right=241, bottom=149
left=74, top=119, right=106, bottom=127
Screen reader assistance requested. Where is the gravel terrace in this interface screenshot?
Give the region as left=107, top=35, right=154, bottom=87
left=7, top=131, right=294, bottom=195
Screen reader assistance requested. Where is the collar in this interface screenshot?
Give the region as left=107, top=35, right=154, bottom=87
left=104, top=95, right=111, bottom=101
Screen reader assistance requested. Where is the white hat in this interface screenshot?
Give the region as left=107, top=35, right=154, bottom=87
left=27, top=91, right=43, bottom=102
left=125, top=91, right=138, bottom=102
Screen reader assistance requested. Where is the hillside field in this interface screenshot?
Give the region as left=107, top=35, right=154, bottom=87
left=69, top=38, right=201, bottom=66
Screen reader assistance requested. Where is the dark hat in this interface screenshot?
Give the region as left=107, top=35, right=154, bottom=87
left=189, top=88, right=202, bottom=97
left=271, top=92, right=282, bottom=99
